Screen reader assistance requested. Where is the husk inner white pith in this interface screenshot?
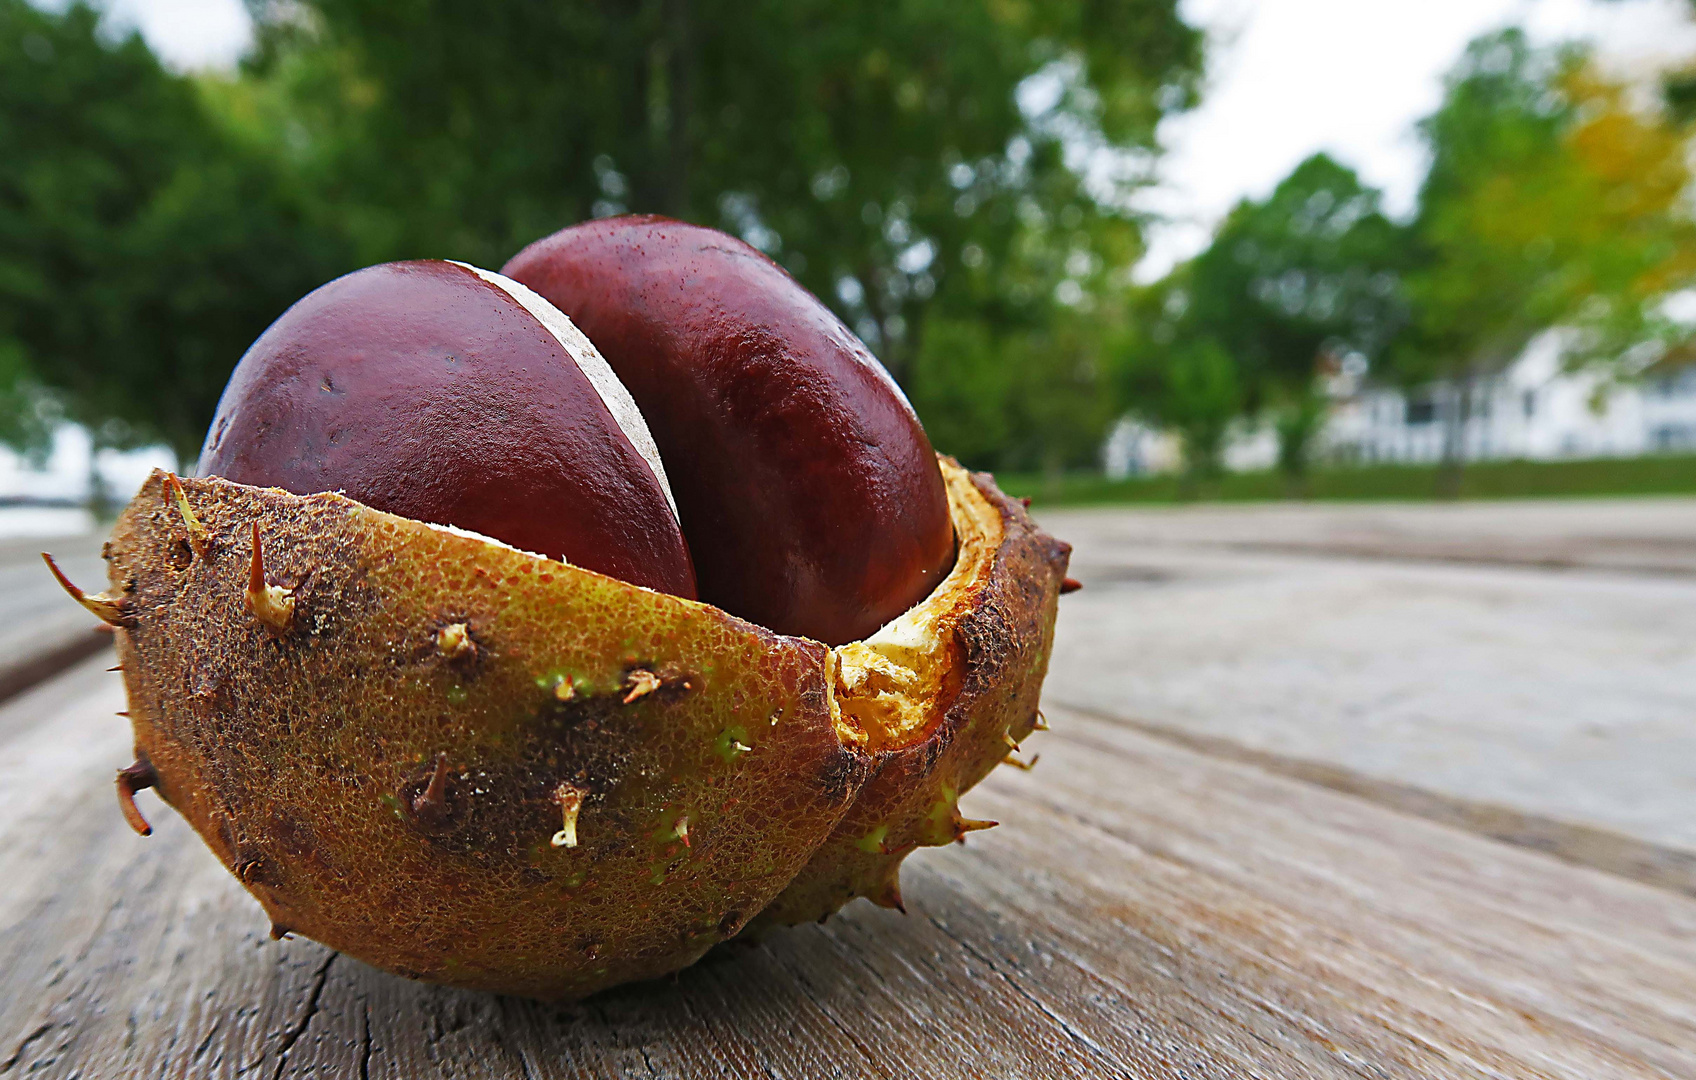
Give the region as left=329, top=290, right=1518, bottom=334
left=826, top=459, right=1003, bottom=752
left=454, top=262, right=681, bottom=523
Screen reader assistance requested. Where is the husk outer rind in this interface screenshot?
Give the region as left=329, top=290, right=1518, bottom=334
left=106, top=472, right=865, bottom=1000
left=754, top=469, right=1068, bottom=925
left=102, top=461, right=1065, bottom=999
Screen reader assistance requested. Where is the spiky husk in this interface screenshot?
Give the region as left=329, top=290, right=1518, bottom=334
left=101, top=458, right=1066, bottom=999
left=756, top=476, right=1064, bottom=924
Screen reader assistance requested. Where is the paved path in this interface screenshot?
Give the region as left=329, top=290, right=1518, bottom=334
left=1039, top=497, right=1696, bottom=858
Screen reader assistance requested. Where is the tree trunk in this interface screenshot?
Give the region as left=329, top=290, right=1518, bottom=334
left=1275, top=386, right=1326, bottom=500
left=1435, top=372, right=1474, bottom=499
left=663, top=0, right=691, bottom=218
left=1179, top=426, right=1224, bottom=502
left=86, top=434, right=113, bottom=523
left=635, top=0, right=692, bottom=217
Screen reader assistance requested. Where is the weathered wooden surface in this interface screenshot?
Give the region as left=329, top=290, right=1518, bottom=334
left=0, top=534, right=108, bottom=703
left=3, top=658, right=1693, bottom=1078
left=1045, top=495, right=1696, bottom=574
left=1042, top=501, right=1696, bottom=856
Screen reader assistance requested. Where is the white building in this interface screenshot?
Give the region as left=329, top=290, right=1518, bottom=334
left=1324, top=332, right=1696, bottom=464
left=1104, top=330, right=1696, bottom=477
left=1101, top=419, right=1182, bottom=477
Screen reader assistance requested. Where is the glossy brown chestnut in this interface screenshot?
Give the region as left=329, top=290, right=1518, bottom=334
left=198, top=260, right=697, bottom=599
left=503, top=216, right=955, bottom=645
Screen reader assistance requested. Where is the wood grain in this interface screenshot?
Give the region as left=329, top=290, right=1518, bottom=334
left=1052, top=700, right=1696, bottom=901
left=2, top=660, right=1692, bottom=1078
left=0, top=537, right=108, bottom=705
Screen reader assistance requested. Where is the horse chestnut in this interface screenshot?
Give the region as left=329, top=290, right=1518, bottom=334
left=55, top=221, right=1072, bottom=1002
left=503, top=216, right=955, bottom=645
left=198, top=259, right=697, bottom=599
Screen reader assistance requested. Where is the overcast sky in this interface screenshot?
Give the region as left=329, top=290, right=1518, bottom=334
left=1138, top=0, right=1696, bottom=277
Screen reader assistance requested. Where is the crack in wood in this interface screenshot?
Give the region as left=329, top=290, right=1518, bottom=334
left=0, top=632, right=110, bottom=707
left=922, top=912, right=1124, bottom=1074
left=358, top=1002, right=372, bottom=1080
left=263, top=951, right=337, bottom=1080
left=513, top=1039, right=539, bottom=1080
left=0, top=1022, right=52, bottom=1073
left=675, top=984, right=749, bottom=1077
left=191, top=1015, right=221, bottom=1063
left=765, top=945, right=893, bottom=1079
left=486, top=999, right=539, bottom=1080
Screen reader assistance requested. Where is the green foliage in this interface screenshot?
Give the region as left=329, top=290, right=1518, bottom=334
left=0, top=342, right=54, bottom=456
left=906, top=307, right=1130, bottom=475
left=1273, top=389, right=1327, bottom=483
left=0, top=0, right=349, bottom=461
left=1189, top=155, right=1408, bottom=399
left=1121, top=27, right=1696, bottom=491
left=1119, top=155, right=1408, bottom=482
left=1181, top=154, right=1408, bottom=475
left=1396, top=31, right=1576, bottom=389
left=241, top=0, right=1201, bottom=470
left=12, top=3, right=1696, bottom=489
left=1160, top=336, right=1240, bottom=480
left=1662, top=68, right=1696, bottom=125
left=1395, top=29, right=1696, bottom=392
left=0, top=0, right=1202, bottom=471
left=1116, top=276, right=1242, bottom=479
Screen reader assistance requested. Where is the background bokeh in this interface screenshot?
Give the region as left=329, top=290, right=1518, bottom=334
left=4, top=0, right=1696, bottom=502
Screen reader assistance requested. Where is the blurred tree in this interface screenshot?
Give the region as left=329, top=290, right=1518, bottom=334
left=1158, top=336, right=1241, bottom=490
left=1180, top=153, right=1409, bottom=487
left=0, top=0, right=348, bottom=463
left=242, top=0, right=1202, bottom=470
left=1115, top=278, right=1242, bottom=487
left=1393, top=29, right=1696, bottom=490
left=1557, top=64, right=1696, bottom=364
left=1657, top=0, right=1696, bottom=120
left=1663, top=68, right=1696, bottom=124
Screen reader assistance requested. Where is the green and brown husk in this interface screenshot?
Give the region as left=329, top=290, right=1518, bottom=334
left=91, top=457, right=1066, bottom=1000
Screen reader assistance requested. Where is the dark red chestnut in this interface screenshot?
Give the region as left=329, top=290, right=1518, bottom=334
left=503, top=216, right=954, bottom=645
left=198, top=259, right=697, bottom=599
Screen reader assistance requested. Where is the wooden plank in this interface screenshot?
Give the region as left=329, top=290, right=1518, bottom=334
left=0, top=536, right=110, bottom=704
left=1041, top=497, right=1696, bottom=575
left=1042, top=513, right=1696, bottom=857
left=1057, top=700, right=1696, bottom=900
left=2, top=666, right=1692, bottom=1078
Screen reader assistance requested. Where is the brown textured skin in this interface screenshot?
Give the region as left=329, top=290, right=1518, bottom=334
left=106, top=472, right=855, bottom=999
left=198, top=260, right=697, bottom=599
left=100, top=461, right=1064, bottom=999
left=503, top=217, right=953, bottom=645
left=757, top=470, right=1069, bottom=925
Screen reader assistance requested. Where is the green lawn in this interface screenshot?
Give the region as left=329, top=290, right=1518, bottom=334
left=995, top=454, right=1696, bottom=507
